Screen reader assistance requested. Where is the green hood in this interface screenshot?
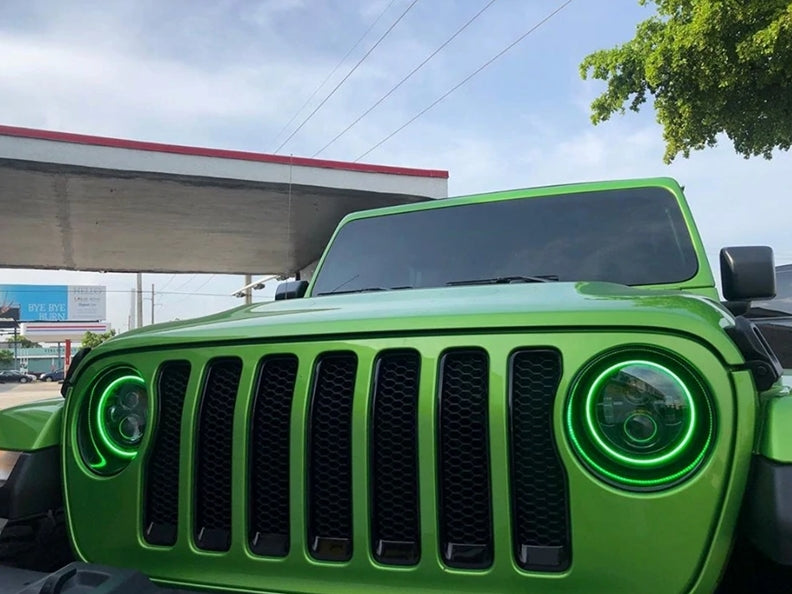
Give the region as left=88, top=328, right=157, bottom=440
left=95, top=282, right=742, bottom=363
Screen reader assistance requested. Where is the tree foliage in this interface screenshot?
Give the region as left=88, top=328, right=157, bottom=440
left=81, top=330, right=117, bottom=348
left=6, top=335, right=41, bottom=348
left=580, top=0, right=792, bottom=163
left=0, top=350, right=13, bottom=364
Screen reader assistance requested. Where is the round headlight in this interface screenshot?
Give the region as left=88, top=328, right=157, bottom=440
left=77, top=368, right=149, bottom=475
left=95, top=375, right=148, bottom=459
left=566, top=351, right=714, bottom=490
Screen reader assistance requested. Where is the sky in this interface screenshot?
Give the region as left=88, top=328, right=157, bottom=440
left=2, top=0, right=791, bottom=334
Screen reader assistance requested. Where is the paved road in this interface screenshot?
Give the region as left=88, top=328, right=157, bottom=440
left=0, top=381, right=62, bottom=409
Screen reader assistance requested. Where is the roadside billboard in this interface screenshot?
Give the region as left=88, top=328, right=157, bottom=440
left=0, top=285, right=106, bottom=321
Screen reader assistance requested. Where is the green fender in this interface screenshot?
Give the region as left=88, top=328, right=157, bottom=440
left=0, top=398, right=64, bottom=451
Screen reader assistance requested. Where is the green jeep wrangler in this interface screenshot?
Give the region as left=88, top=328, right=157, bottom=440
left=0, top=177, right=789, bottom=593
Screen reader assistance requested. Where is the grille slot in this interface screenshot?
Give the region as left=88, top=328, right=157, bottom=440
left=194, top=358, right=242, bottom=552
left=307, top=353, right=357, bottom=561
left=144, top=361, right=191, bottom=546
left=509, top=350, right=570, bottom=571
left=438, top=350, right=492, bottom=569
left=370, top=350, right=421, bottom=565
left=248, top=355, right=299, bottom=557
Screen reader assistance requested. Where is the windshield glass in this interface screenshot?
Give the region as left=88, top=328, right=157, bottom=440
left=311, top=186, right=699, bottom=296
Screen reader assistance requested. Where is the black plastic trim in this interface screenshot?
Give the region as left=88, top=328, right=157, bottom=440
left=14, top=562, right=200, bottom=593
left=436, top=349, right=493, bottom=570
left=248, top=354, right=299, bottom=558
left=742, top=456, right=792, bottom=566
left=193, top=357, right=242, bottom=552
left=507, top=349, right=571, bottom=572
left=60, top=348, right=91, bottom=398
left=143, top=361, right=191, bottom=547
left=0, top=447, right=62, bottom=521
left=726, top=316, right=783, bottom=391
left=306, top=352, right=357, bottom=562
left=369, top=349, right=421, bottom=566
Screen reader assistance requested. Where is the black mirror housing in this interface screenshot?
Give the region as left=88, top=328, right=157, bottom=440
left=720, top=246, right=776, bottom=302
left=275, top=280, right=309, bottom=301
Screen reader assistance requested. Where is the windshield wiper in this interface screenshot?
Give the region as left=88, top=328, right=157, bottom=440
left=316, top=285, right=412, bottom=296
left=446, top=275, right=558, bottom=287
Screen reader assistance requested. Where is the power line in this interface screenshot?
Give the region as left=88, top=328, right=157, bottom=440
left=157, top=274, right=177, bottom=292
left=269, top=0, right=400, bottom=150
left=356, top=0, right=575, bottom=162
left=191, top=274, right=217, bottom=294
left=313, top=0, right=499, bottom=158
left=274, top=0, right=421, bottom=154
left=170, top=274, right=198, bottom=293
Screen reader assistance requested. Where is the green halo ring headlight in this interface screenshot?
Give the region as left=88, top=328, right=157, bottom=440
left=566, top=349, right=715, bottom=491
left=94, top=375, right=148, bottom=460
left=77, top=367, right=149, bottom=476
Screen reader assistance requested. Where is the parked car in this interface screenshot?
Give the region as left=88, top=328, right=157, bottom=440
left=0, top=369, right=37, bottom=383
left=40, top=369, right=65, bottom=382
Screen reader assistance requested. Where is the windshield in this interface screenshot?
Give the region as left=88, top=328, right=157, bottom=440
left=311, top=186, right=699, bottom=296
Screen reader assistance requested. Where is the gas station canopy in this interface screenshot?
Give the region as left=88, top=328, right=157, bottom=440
left=0, top=125, right=448, bottom=276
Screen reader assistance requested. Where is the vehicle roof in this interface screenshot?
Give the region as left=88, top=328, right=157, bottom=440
left=336, top=176, right=684, bottom=224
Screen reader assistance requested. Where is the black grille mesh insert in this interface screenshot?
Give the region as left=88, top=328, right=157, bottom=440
left=307, top=353, right=357, bottom=561
left=144, top=361, right=191, bottom=546
left=510, top=350, right=570, bottom=571
left=248, top=355, right=299, bottom=557
left=194, top=358, right=242, bottom=552
left=438, top=350, right=492, bottom=569
left=370, top=350, right=421, bottom=565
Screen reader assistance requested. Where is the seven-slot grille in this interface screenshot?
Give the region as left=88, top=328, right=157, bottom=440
left=142, top=347, right=570, bottom=571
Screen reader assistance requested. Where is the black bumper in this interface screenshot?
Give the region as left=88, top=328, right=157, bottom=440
left=5, top=563, right=201, bottom=594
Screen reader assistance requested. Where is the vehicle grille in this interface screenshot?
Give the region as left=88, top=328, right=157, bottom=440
left=249, top=354, right=299, bottom=557
left=140, top=346, right=570, bottom=572
left=307, top=353, right=357, bottom=561
left=144, top=360, right=191, bottom=546
left=370, top=350, right=421, bottom=565
left=509, top=350, right=569, bottom=570
left=438, top=349, right=493, bottom=568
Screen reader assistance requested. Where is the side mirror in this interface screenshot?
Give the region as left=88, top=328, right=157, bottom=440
left=720, top=246, right=776, bottom=302
left=275, top=280, right=309, bottom=301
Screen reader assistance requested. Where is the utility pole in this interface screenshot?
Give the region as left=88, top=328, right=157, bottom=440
left=12, top=323, right=18, bottom=368
left=151, top=284, right=155, bottom=325
left=244, top=273, right=253, bottom=305
left=129, top=289, right=136, bottom=331
left=136, top=273, right=143, bottom=328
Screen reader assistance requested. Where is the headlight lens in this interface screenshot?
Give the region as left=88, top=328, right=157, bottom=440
left=566, top=350, right=714, bottom=490
left=95, top=375, right=148, bottom=459
left=77, top=368, right=149, bottom=475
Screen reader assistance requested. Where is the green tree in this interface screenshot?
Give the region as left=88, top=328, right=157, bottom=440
left=6, top=335, right=41, bottom=348
left=0, top=350, right=13, bottom=364
left=580, top=0, right=792, bottom=163
left=81, top=329, right=117, bottom=348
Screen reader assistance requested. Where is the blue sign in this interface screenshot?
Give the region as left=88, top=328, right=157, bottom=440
left=0, top=285, right=68, bottom=321
left=0, top=285, right=106, bottom=322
